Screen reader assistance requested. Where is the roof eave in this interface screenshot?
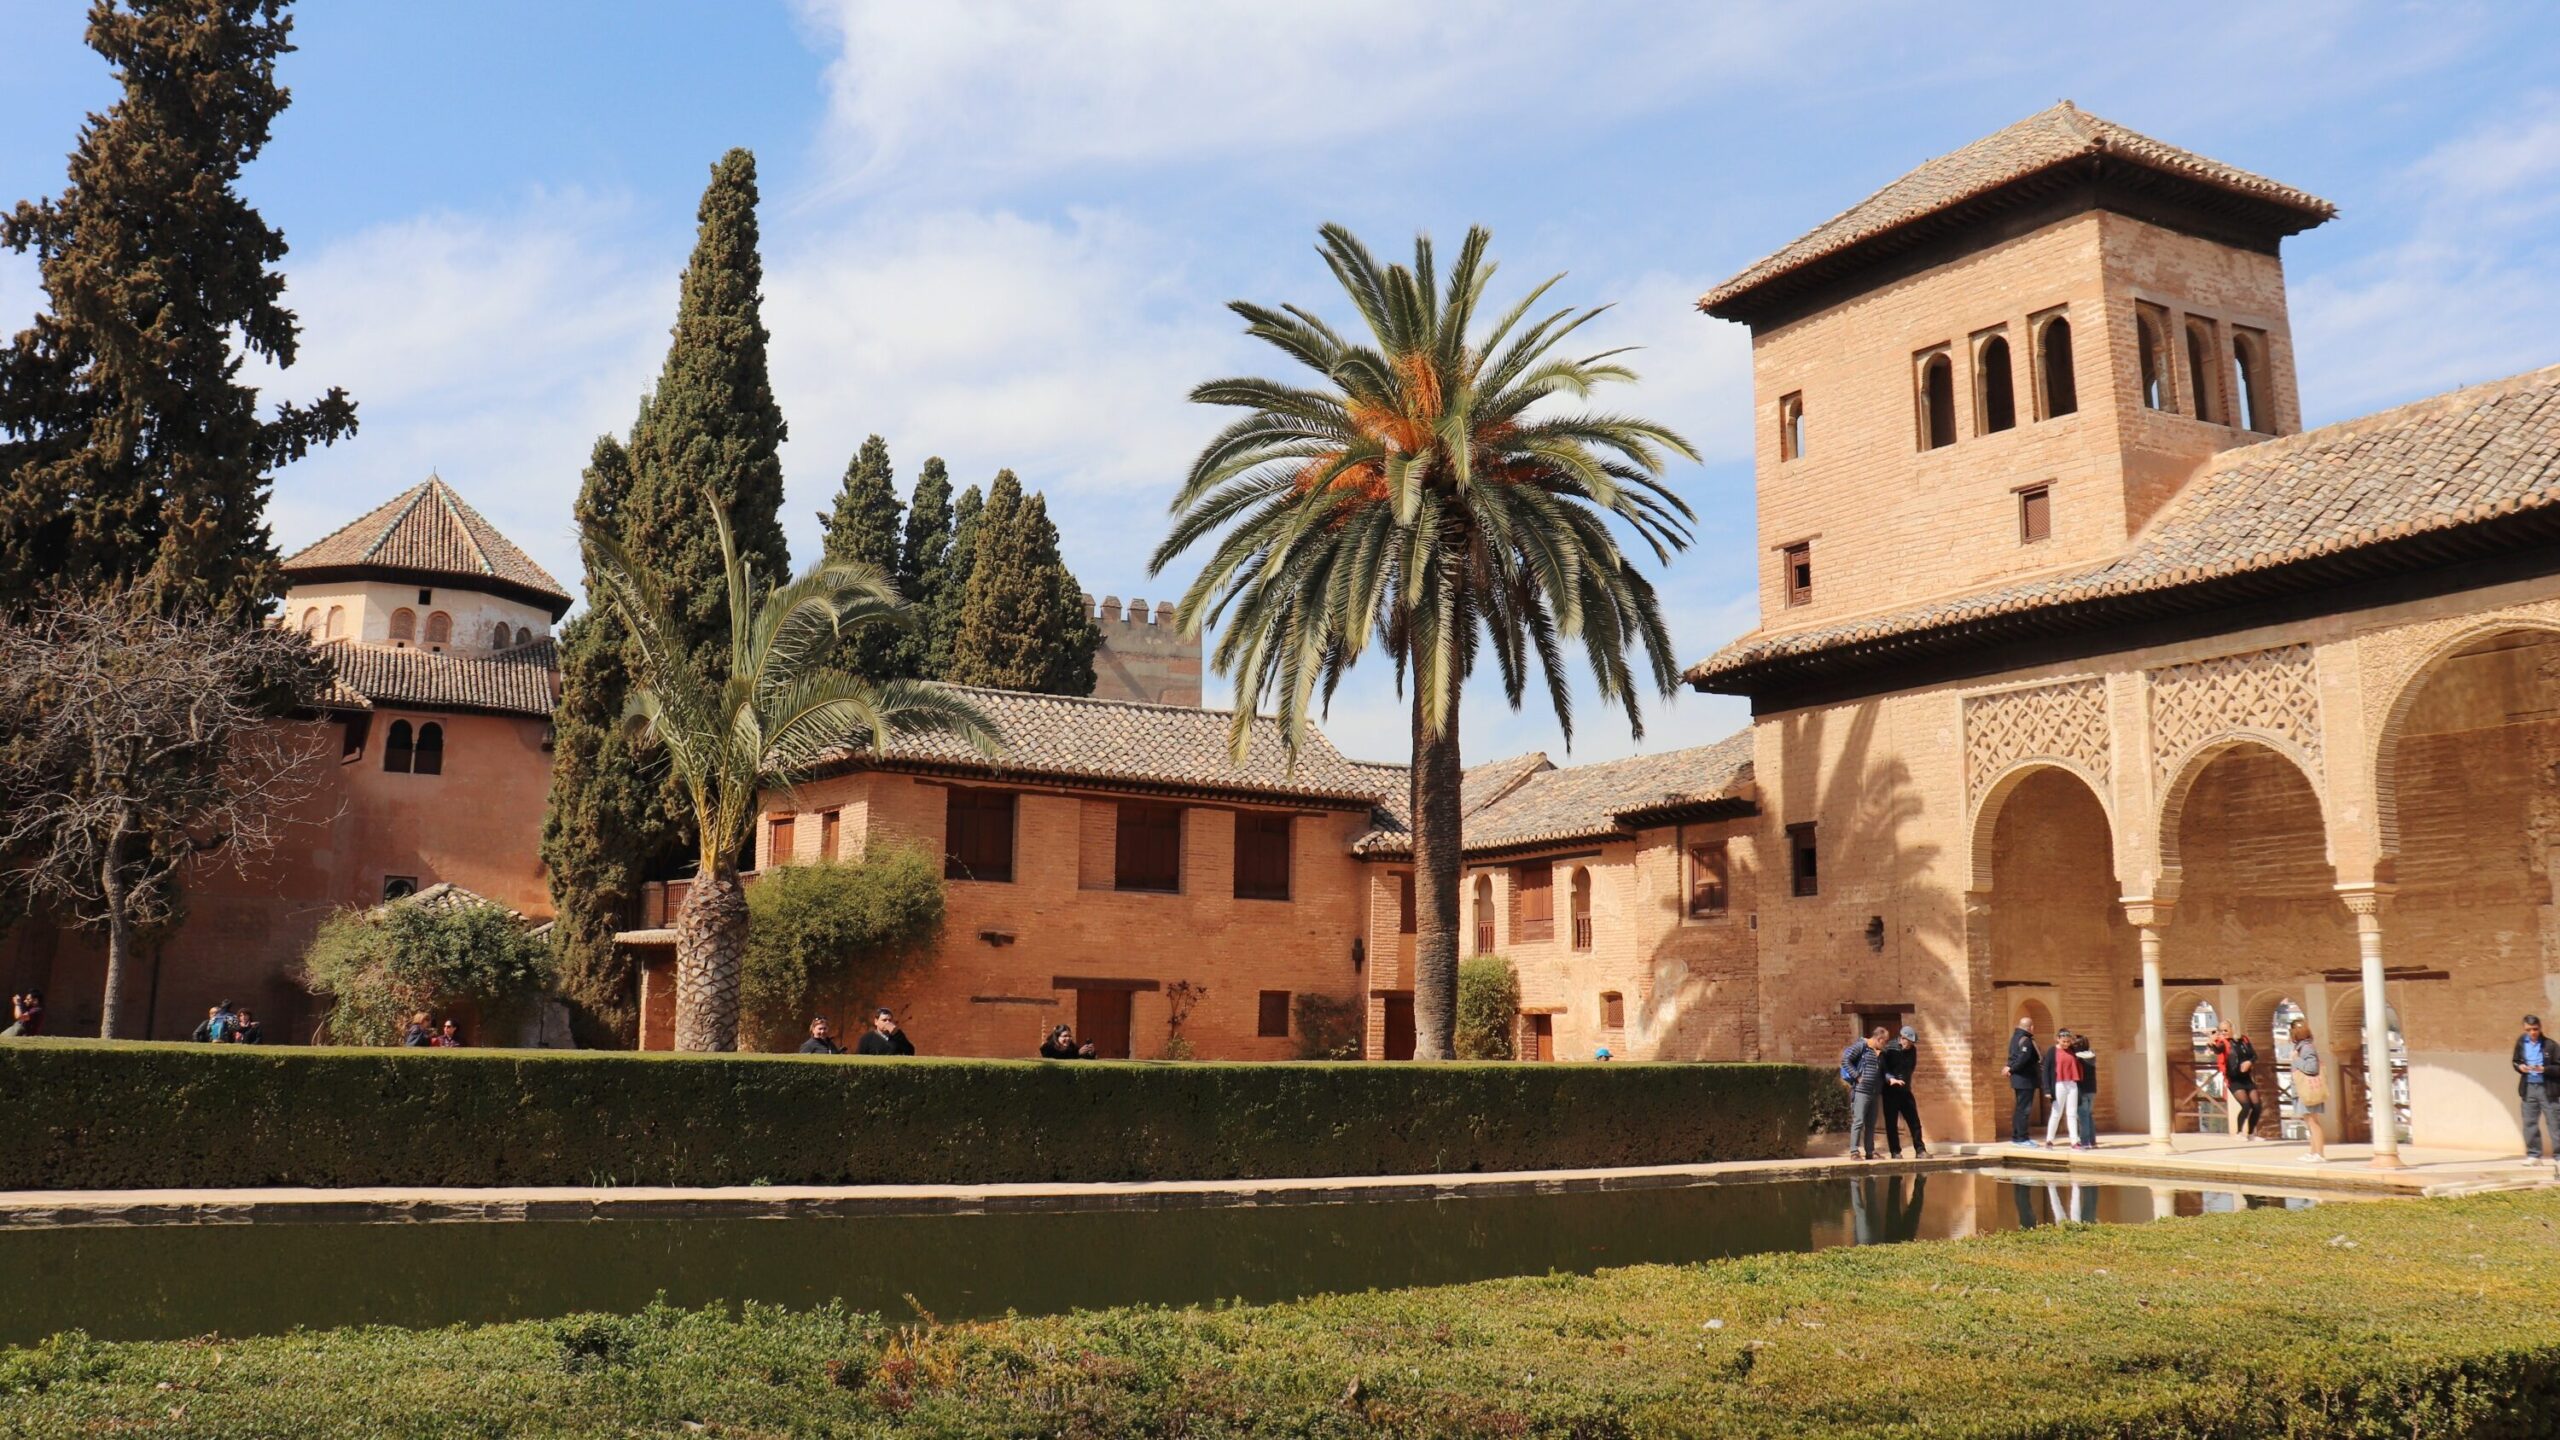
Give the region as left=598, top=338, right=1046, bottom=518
left=282, top=561, right=574, bottom=620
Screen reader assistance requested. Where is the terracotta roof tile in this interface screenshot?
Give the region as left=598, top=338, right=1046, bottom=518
left=319, top=637, right=560, bottom=719
left=830, top=685, right=1388, bottom=805
left=1700, top=102, right=2334, bottom=316
left=1687, top=363, right=2560, bottom=688
left=1356, top=732, right=1754, bottom=856
left=283, top=477, right=570, bottom=612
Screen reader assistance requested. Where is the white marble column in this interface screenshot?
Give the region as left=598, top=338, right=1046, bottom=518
left=2124, top=899, right=2175, bottom=1153
left=2338, top=886, right=2404, bottom=1169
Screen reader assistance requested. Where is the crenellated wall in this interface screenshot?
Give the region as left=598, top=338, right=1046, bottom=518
left=1084, top=592, right=1203, bottom=707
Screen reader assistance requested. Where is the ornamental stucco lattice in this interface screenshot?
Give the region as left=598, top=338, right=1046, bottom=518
left=2147, top=643, right=2324, bottom=788
left=1963, top=678, right=2111, bottom=809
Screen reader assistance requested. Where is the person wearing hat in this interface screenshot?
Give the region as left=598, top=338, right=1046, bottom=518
left=1594, top=1046, right=1614, bottom=1061
left=2517, top=1015, right=2552, bottom=1164
left=1881, top=1024, right=1927, bottom=1158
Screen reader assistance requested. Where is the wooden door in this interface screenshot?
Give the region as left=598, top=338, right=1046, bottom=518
left=1383, top=994, right=1415, bottom=1061
left=1528, top=1013, right=1554, bottom=1061
left=1078, top=988, right=1134, bottom=1059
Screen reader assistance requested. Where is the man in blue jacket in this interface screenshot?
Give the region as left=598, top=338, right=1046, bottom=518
left=1843, top=1027, right=1892, bottom=1160
left=2006, top=1016, right=2043, bottom=1145
left=2518, top=1015, right=2552, bottom=1163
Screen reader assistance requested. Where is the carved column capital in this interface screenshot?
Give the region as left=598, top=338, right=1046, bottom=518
left=2119, top=897, right=2174, bottom=930
left=2335, top=883, right=2396, bottom=926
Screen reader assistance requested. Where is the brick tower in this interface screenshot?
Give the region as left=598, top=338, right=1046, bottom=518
left=1085, top=592, right=1204, bottom=706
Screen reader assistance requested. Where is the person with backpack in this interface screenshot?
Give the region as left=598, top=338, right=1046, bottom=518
left=189, top=1001, right=236, bottom=1044
left=2290, top=1018, right=2329, bottom=1163
left=1841, top=1027, right=1891, bottom=1160
left=2068, top=1031, right=2100, bottom=1150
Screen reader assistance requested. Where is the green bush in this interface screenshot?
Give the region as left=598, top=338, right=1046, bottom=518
left=1453, top=954, right=1518, bottom=1059
left=1800, top=1064, right=1852, bottom=1133
left=742, top=848, right=944, bottom=1050
left=1290, top=991, right=1362, bottom=1059
left=0, top=1040, right=1807, bottom=1190
left=4, top=1191, right=2557, bottom=1436
left=298, top=897, right=554, bottom=1045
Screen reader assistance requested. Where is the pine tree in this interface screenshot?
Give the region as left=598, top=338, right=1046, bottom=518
left=0, top=0, right=355, bottom=619
left=817, top=434, right=906, bottom=680
left=949, top=471, right=1100, bottom=695
left=896, top=456, right=953, bottom=674
left=927, top=481, right=985, bottom=677
left=539, top=432, right=659, bottom=1040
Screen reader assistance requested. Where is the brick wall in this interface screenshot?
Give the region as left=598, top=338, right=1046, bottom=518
left=1085, top=595, right=1203, bottom=707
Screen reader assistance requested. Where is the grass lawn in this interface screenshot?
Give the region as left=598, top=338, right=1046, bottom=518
left=2, top=1189, right=2554, bottom=1437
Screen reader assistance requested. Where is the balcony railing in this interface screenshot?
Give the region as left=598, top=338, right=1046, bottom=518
left=1571, top=916, right=1593, bottom=951
left=1474, top=923, right=1495, bottom=955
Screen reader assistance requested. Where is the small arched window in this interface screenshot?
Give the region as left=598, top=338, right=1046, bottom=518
left=1472, top=874, right=1494, bottom=956
left=424, top=612, right=452, bottom=647
left=300, top=607, right=320, bottom=634
left=325, top=606, right=346, bottom=640
left=1569, top=867, right=1593, bottom=951
left=1976, top=335, right=2016, bottom=434
left=1778, top=391, right=1806, bottom=461
left=413, top=722, right=444, bottom=776
left=2233, top=332, right=2272, bottom=433
left=384, top=720, right=415, bottom=774
left=389, top=608, right=416, bottom=645
left=515, top=626, right=532, bottom=648
left=2184, top=319, right=2222, bottom=424
left=1917, top=351, right=1956, bottom=449
left=491, top=620, right=512, bottom=650
left=2039, top=315, right=2077, bottom=417
left=2137, top=314, right=2167, bottom=410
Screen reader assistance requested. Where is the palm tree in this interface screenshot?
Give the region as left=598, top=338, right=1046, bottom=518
left=586, top=503, right=997, bottom=1050
left=1154, top=225, right=1696, bottom=1060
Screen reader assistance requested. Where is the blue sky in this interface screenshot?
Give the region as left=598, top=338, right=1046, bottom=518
left=5, top=2, right=2557, bottom=766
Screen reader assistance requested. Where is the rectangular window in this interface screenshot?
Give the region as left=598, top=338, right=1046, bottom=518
left=2019, top=484, right=2052, bottom=544
left=1232, top=811, right=1292, bottom=900
left=767, top=814, right=796, bottom=868
left=1397, top=871, right=1416, bottom=934
left=1257, top=990, right=1291, bottom=1038
left=1515, top=860, right=1554, bottom=942
left=1783, top=543, right=1813, bottom=607
left=1601, top=991, right=1625, bottom=1029
left=1115, top=800, right=1184, bottom=893
left=944, top=787, right=1017, bottom=883
left=1688, top=839, right=1730, bottom=918
left=820, top=809, right=842, bottom=863
left=1787, top=822, right=1819, bottom=898
left=1778, top=391, right=1805, bottom=461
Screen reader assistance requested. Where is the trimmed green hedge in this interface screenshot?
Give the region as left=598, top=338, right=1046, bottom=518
left=5, top=1189, right=2556, bottom=1436
left=0, top=1039, right=1806, bottom=1189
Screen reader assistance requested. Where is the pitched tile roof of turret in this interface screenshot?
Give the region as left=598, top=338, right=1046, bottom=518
left=1700, top=102, right=2335, bottom=319
left=283, top=476, right=571, bottom=617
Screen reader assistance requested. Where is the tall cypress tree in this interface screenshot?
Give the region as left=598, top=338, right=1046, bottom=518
left=0, top=0, right=355, bottom=619
left=949, top=470, right=1100, bottom=695
left=896, top=456, right=953, bottom=675
left=927, top=481, right=985, bottom=677
left=818, top=434, right=905, bottom=680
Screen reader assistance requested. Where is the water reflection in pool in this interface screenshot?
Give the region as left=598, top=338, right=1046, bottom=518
left=0, top=1171, right=2317, bottom=1346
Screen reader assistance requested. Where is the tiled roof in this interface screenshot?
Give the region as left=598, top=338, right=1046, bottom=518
left=826, top=685, right=1389, bottom=805
left=1357, top=732, right=1756, bottom=856
left=1688, top=363, right=2560, bottom=690
left=374, top=882, right=516, bottom=918
left=1700, top=102, right=2334, bottom=317
left=318, top=637, right=560, bottom=719
left=1342, top=750, right=1565, bottom=849
left=283, top=476, right=570, bottom=613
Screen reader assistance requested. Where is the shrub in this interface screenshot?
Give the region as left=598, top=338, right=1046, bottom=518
left=1453, top=954, right=1518, bottom=1060
left=0, top=1041, right=1807, bottom=1190
left=1800, top=1064, right=1852, bottom=1133
left=298, top=897, right=554, bottom=1045
left=741, top=847, right=944, bottom=1050
left=1291, top=992, right=1363, bottom=1059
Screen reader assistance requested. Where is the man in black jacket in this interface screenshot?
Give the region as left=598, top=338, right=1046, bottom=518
left=857, top=1007, right=917, bottom=1057
left=2006, top=1016, right=2042, bottom=1144
left=1882, top=1025, right=1928, bottom=1158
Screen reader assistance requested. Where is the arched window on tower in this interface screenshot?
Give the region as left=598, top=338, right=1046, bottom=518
left=2038, top=314, right=2077, bottom=417
left=1916, top=350, right=1956, bottom=450
left=413, top=722, right=444, bottom=776
left=1570, top=867, right=1593, bottom=951
left=1472, top=874, right=1494, bottom=956
left=515, top=626, right=532, bottom=648
left=300, top=607, right=321, bottom=634
left=490, top=620, right=512, bottom=650
left=2137, top=312, right=2167, bottom=410
left=1976, top=334, right=2016, bottom=433
left=424, top=612, right=452, bottom=649
left=2233, top=330, right=2273, bottom=433
left=2184, top=318, right=2222, bottom=424
left=389, top=608, right=416, bottom=645
left=384, top=720, right=415, bottom=774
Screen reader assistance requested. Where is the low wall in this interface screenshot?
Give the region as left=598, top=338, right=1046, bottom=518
left=0, top=1040, right=1808, bottom=1190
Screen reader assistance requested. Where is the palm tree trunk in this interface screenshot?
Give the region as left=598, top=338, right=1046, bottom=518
left=1410, top=685, right=1463, bottom=1060
left=672, top=863, right=747, bottom=1051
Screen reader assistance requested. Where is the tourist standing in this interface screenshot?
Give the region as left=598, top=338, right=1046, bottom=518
left=2, top=990, right=42, bottom=1037
left=2516, top=1015, right=2552, bottom=1164
left=800, top=1017, right=847, bottom=1055
left=1844, top=1026, right=1891, bottom=1160
left=1038, top=1024, right=1079, bottom=1059
left=401, top=1012, right=432, bottom=1047
left=858, top=1007, right=916, bottom=1056
left=2069, top=1031, right=2099, bottom=1150
left=430, top=1018, right=464, bottom=1047
left=1882, top=1025, right=1928, bottom=1158
left=2228, top=1028, right=2263, bottom=1141
left=2289, top=1019, right=2328, bottom=1163
left=2006, top=1016, right=2042, bottom=1145
left=231, top=1008, right=263, bottom=1045
left=2043, top=1028, right=2083, bottom=1149
left=190, top=1001, right=236, bottom=1043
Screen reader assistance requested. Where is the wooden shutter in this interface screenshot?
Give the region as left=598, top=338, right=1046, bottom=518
left=1397, top=872, right=1416, bottom=933
left=1784, top=543, right=1812, bottom=606
left=1257, top=990, right=1290, bottom=1038
left=820, top=809, right=841, bottom=863
left=1233, top=812, right=1292, bottom=901
left=1115, top=801, right=1183, bottom=892
left=1516, top=861, right=1554, bottom=941
left=767, top=814, right=795, bottom=868
left=1787, top=822, right=1818, bottom=898
left=944, top=788, right=1016, bottom=882
left=1688, top=839, right=1729, bottom=917
left=1602, top=992, right=1625, bottom=1029
left=2020, top=485, right=2052, bottom=543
